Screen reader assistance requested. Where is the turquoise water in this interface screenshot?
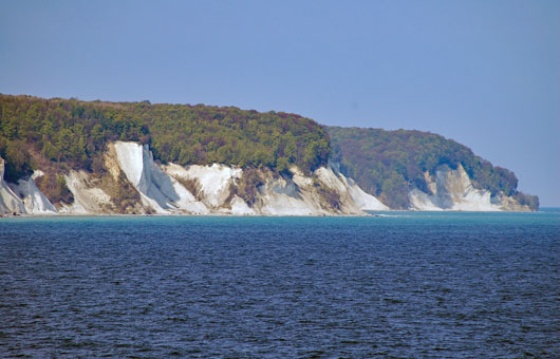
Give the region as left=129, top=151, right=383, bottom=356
left=1, top=208, right=558, bottom=233
left=1, top=210, right=559, bottom=358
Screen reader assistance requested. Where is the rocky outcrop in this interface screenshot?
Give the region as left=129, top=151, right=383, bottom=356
left=408, top=164, right=533, bottom=211
left=0, top=143, right=534, bottom=216
left=1, top=158, right=57, bottom=215
left=61, top=170, right=113, bottom=214
left=10, top=170, right=56, bottom=214
left=315, top=165, right=388, bottom=211
left=108, top=142, right=387, bottom=215
left=163, top=162, right=239, bottom=213
left=0, top=157, right=26, bottom=215
left=58, top=141, right=387, bottom=216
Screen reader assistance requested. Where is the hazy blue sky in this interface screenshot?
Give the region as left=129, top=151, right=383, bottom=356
left=1, top=0, right=558, bottom=206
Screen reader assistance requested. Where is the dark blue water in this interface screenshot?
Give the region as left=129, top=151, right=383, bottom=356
left=1, top=210, right=559, bottom=358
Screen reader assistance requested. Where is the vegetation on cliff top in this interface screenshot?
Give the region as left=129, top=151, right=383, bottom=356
left=0, top=95, right=330, bottom=182
left=0, top=94, right=538, bottom=210
left=327, top=126, right=538, bottom=209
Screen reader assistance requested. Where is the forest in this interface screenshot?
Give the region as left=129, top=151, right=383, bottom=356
left=0, top=95, right=330, bottom=182
left=327, top=126, right=538, bottom=209
left=0, top=94, right=538, bottom=210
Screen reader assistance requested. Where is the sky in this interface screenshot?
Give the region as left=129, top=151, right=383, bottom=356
left=1, top=0, right=559, bottom=206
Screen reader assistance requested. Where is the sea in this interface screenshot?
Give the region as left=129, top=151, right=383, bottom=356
left=1, top=209, right=559, bottom=359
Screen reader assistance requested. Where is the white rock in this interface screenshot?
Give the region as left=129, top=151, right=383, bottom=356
left=409, top=164, right=501, bottom=211
left=164, top=163, right=241, bottom=209
left=62, top=170, right=112, bottom=214
left=11, top=170, right=56, bottom=214
left=0, top=157, right=26, bottom=215
left=315, top=165, right=389, bottom=211
left=230, top=195, right=256, bottom=215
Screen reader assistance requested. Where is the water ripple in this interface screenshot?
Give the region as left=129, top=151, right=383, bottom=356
left=1, top=214, right=559, bottom=358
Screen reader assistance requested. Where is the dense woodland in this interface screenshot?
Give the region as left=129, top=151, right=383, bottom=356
left=0, top=95, right=538, bottom=210
left=0, top=94, right=330, bottom=182
left=328, top=127, right=538, bottom=209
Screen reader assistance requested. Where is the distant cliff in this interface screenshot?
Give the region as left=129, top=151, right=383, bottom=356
left=327, top=127, right=538, bottom=211
left=0, top=95, right=537, bottom=215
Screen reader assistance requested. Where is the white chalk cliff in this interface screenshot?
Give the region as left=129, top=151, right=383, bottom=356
left=0, top=142, right=531, bottom=216
left=110, top=142, right=387, bottom=215
left=0, top=157, right=26, bottom=214
left=408, top=164, right=531, bottom=211
left=10, top=170, right=57, bottom=214
left=0, top=141, right=389, bottom=216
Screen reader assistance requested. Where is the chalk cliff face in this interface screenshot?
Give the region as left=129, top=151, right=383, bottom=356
left=0, top=142, right=533, bottom=216
left=408, top=164, right=532, bottom=211
left=0, top=157, right=26, bottom=214
left=10, top=170, right=57, bottom=214
left=0, top=142, right=388, bottom=216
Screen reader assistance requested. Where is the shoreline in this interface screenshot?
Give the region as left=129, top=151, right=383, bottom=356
left=2, top=208, right=553, bottom=220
